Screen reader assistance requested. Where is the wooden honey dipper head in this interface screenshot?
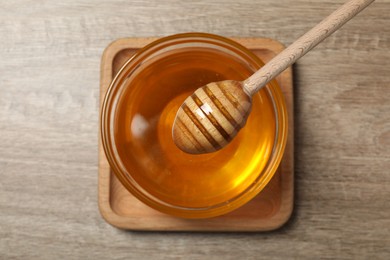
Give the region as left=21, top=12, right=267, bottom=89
left=173, top=80, right=252, bottom=154
left=172, top=0, right=374, bottom=154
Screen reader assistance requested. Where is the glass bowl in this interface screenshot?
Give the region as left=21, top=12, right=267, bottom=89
left=101, top=33, right=288, bottom=218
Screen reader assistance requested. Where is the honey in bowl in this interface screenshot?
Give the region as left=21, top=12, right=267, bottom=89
left=101, top=33, right=288, bottom=218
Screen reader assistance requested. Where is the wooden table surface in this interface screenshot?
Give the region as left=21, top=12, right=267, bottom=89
left=1, top=0, right=389, bottom=259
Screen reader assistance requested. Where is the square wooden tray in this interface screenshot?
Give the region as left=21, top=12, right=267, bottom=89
left=98, top=37, right=294, bottom=232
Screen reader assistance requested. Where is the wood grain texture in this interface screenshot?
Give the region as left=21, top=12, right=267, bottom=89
left=244, top=0, right=375, bottom=94
left=1, top=0, right=389, bottom=259
left=98, top=37, right=294, bottom=231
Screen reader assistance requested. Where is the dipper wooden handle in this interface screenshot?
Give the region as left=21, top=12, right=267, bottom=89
left=173, top=0, right=375, bottom=154
left=243, top=0, right=375, bottom=96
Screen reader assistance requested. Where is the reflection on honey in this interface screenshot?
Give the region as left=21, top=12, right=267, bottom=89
left=114, top=48, right=276, bottom=209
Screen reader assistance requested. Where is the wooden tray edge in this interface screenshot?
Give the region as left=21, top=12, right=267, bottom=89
left=98, top=37, right=294, bottom=232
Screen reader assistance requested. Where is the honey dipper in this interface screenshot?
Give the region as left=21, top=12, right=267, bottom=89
left=172, top=0, right=374, bottom=154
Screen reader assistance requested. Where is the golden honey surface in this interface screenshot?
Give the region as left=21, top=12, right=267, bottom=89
left=114, top=48, right=276, bottom=209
